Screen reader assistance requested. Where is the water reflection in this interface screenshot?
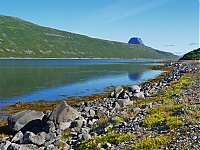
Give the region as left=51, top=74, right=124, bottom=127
left=128, top=72, right=143, bottom=80
left=0, top=59, right=162, bottom=102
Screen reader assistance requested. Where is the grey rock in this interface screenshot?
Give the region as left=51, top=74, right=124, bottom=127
left=45, top=144, right=58, bottom=150
left=111, top=116, right=120, bottom=121
left=114, top=86, right=124, bottom=98
left=43, top=121, right=56, bottom=133
left=48, top=100, right=80, bottom=130
left=117, top=98, right=133, bottom=107
left=105, top=124, right=113, bottom=132
left=141, top=103, right=152, bottom=109
left=35, top=132, right=46, bottom=145
left=113, top=102, right=121, bottom=109
left=54, top=140, right=70, bottom=150
left=144, top=92, right=151, bottom=97
left=45, top=132, right=57, bottom=146
left=59, top=122, right=71, bottom=131
left=81, top=134, right=91, bottom=140
left=133, top=92, right=145, bottom=99
left=20, top=144, right=39, bottom=150
left=7, top=143, right=21, bottom=150
left=87, top=120, right=94, bottom=127
left=120, top=111, right=128, bottom=117
left=106, top=142, right=112, bottom=148
left=71, top=120, right=83, bottom=128
left=20, top=131, right=45, bottom=146
left=110, top=91, right=115, bottom=97
left=193, top=136, right=197, bottom=140
left=8, top=110, right=44, bottom=132
left=11, top=131, right=23, bottom=143
left=0, top=140, right=11, bottom=150
left=89, top=109, right=95, bottom=118
left=132, top=107, right=141, bottom=112
left=7, top=143, right=38, bottom=150
left=84, top=107, right=90, bottom=112
left=123, top=92, right=130, bottom=99
left=81, top=127, right=90, bottom=134
left=152, top=102, right=158, bottom=107
left=97, top=143, right=101, bottom=148
left=128, top=85, right=141, bottom=93
left=149, top=88, right=157, bottom=94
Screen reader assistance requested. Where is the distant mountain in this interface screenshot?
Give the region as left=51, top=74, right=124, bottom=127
left=0, top=15, right=178, bottom=59
left=179, top=48, right=200, bottom=60
left=128, top=37, right=144, bottom=46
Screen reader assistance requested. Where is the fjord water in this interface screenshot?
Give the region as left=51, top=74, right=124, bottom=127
left=0, top=59, right=163, bottom=104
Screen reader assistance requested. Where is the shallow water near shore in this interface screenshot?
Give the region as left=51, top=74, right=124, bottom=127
left=0, top=59, right=163, bottom=106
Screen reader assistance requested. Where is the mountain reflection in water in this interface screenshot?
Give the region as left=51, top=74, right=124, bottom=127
left=0, top=59, right=163, bottom=103
left=128, top=72, right=143, bottom=80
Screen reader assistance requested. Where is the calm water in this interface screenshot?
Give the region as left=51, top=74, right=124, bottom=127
left=0, top=59, right=163, bottom=105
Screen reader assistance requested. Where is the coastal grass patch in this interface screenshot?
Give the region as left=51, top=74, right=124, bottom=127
left=142, top=73, right=197, bottom=129
left=61, top=128, right=73, bottom=142
left=143, top=113, right=183, bottom=129
left=128, top=135, right=170, bottom=150
left=148, top=104, right=182, bottom=115
left=78, top=133, right=135, bottom=150
left=182, top=104, right=200, bottom=124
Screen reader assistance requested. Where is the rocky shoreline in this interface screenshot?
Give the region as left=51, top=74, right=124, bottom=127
left=0, top=61, right=199, bottom=150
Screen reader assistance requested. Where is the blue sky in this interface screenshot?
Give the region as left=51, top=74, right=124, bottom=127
left=0, top=0, right=199, bottom=55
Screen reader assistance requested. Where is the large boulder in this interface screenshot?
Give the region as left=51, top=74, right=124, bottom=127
left=128, top=85, right=141, bottom=93
left=8, top=110, right=44, bottom=132
left=47, top=100, right=80, bottom=131
left=114, top=86, right=124, bottom=98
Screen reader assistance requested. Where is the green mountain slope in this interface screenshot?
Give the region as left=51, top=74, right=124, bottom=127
left=179, top=48, right=200, bottom=60
left=0, top=15, right=178, bottom=59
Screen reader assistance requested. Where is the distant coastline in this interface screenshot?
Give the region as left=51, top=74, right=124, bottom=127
left=0, top=57, right=165, bottom=60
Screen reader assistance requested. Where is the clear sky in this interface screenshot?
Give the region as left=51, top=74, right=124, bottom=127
left=0, top=0, right=199, bottom=55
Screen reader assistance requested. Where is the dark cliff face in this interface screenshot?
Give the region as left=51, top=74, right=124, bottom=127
left=128, top=37, right=144, bottom=45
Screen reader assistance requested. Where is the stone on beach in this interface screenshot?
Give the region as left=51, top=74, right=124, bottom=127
left=114, top=86, right=124, bottom=98
left=117, top=98, right=133, bottom=107
left=49, top=100, right=80, bottom=123
left=47, top=100, right=80, bottom=131
left=8, top=110, right=44, bottom=132
left=128, top=85, right=141, bottom=93
left=0, top=140, right=11, bottom=150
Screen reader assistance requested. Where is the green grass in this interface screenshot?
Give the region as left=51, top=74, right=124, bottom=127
left=143, top=113, right=183, bottom=129
left=0, top=15, right=178, bottom=59
left=78, top=133, right=135, bottom=150
left=180, top=48, right=200, bottom=60
left=142, top=74, right=196, bottom=129
left=128, top=136, right=170, bottom=150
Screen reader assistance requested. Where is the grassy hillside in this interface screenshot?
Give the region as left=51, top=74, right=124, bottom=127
left=0, top=15, right=178, bottom=59
left=179, top=48, right=200, bottom=60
